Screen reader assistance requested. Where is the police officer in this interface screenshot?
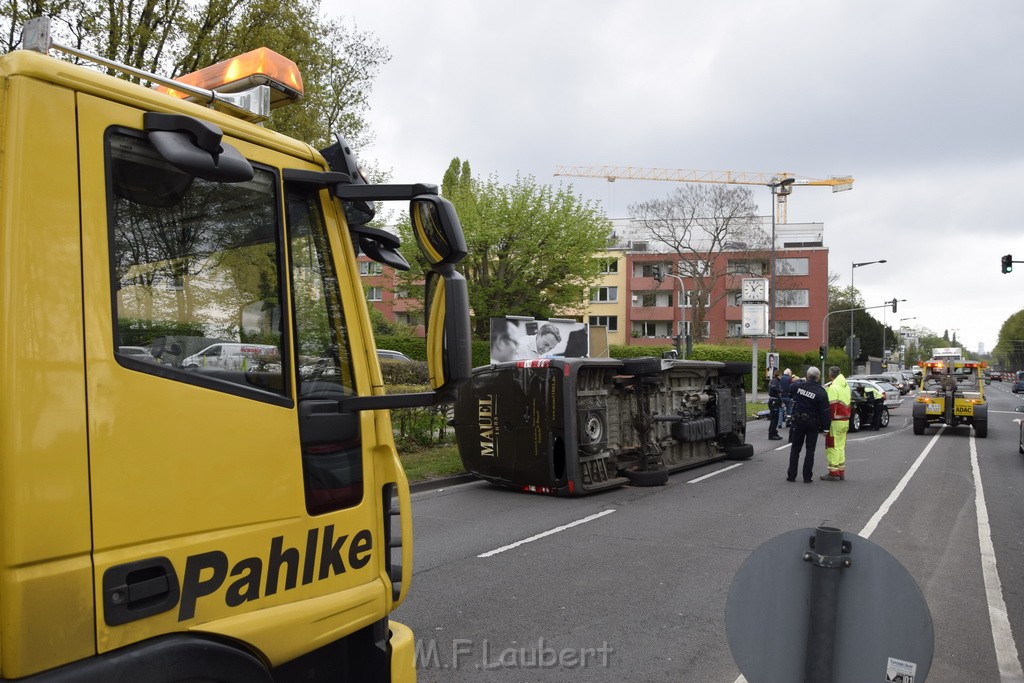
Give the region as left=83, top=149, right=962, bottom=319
left=786, top=366, right=831, bottom=483
left=864, top=382, right=885, bottom=431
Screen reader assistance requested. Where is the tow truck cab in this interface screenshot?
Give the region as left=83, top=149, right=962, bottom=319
left=453, top=356, right=753, bottom=495
left=0, top=18, right=470, bottom=681
left=912, top=359, right=988, bottom=437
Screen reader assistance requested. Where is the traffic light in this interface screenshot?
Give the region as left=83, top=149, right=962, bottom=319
left=891, top=298, right=898, bottom=313
left=1002, top=254, right=1013, bottom=274
left=819, top=345, right=827, bottom=363
left=652, top=265, right=663, bottom=282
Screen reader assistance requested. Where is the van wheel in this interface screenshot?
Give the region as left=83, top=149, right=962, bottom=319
left=913, top=417, right=925, bottom=435
left=973, top=420, right=988, bottom=438
left=725, top=444, right=754, bottom=460
left=623, top=466, right=669, bottom=487
left=879, top=407, right=890, bottom=428
left=579, top=411, right=607, bottom=454
left=620, top=357, right=661, bottom=377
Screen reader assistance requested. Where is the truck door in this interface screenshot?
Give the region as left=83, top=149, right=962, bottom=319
left=77, top=95, right=385, bottom=657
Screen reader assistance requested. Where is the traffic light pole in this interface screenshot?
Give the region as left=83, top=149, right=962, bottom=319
left=822, top=301, right=900, bottom=369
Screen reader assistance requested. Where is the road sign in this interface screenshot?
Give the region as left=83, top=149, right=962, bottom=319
left=726, top=527, right=933, bottom=683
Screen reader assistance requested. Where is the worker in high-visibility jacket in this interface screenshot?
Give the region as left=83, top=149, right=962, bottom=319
left=822, top=366, right=851, bottom=481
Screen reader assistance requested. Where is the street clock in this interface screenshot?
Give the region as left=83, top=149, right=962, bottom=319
left=741, top=278, right=769, bottom=303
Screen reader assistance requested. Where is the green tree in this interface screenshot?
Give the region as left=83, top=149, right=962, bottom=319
left=401, top=159, right=612, bottom=338
left=994, top=310, right=1024, bottom=368
left=1, top=0, right=390, bottom=148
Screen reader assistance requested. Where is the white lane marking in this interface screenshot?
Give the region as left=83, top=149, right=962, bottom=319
left=476, top=509, right=616, bottom=558
left=859, top=427, right=944, bottom=539
left=970, top=434, right=1024, bottom=681
left=688, top=463, right=743, bottom=483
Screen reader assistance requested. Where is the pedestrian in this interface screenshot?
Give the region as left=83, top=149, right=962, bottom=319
left=767, top=370, right=783, bottom=440
left=786, top=366, right=831, bottom=483
left=822, top=366, right=851, bottom=481
left=780, top=368, right=794, bottom=428
left=786, top=374, right=805, bottom=442
left=864, top=382, right=884, bottom=431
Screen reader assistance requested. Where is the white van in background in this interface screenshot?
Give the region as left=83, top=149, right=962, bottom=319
left=181, top=343, right=279, bottom=371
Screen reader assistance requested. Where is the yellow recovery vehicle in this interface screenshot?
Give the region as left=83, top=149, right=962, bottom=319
left=912, top=359, right=988, bottom=437
left=0, top=18, right=471, bottom=681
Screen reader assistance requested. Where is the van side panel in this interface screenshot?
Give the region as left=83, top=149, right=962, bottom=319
left=0, top=75, right=96, bottom=675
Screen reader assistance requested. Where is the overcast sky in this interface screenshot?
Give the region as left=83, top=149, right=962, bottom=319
left=324, top=0, right=1023, bottom=355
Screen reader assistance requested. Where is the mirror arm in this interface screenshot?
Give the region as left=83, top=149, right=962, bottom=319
left=339, top=392, right=443, bottom=412
left=333, top=184, right=438, bottom=201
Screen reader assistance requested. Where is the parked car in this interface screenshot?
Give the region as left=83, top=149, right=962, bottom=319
left=117, top=345, right=157, bottom=362
left=848, top=377, right=903, bottom=406
left=1016, top=406, right=1024, bottom=455
left=1013, top=371, right=1024, bottom=394
left=857, top=372, right=908, bottom=394
left=824, top=378, right=897, bottom=432
left=377, top=349, right=413, bottom=362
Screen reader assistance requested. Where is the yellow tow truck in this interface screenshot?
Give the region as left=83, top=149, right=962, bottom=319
left=912, top=359, right=988, bottom=437
left=0, top=17, right=471, bottom=681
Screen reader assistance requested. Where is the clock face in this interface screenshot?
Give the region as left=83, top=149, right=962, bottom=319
left=743, top=279, right=767, bottom=301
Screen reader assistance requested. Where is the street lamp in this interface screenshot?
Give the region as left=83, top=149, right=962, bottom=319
left=768, top=177, right=796, bottom=353
left=850, top=260, right=887, bottom=359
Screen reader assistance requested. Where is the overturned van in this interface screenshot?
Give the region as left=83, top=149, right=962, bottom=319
left=453, top=356, right=752, bottom=495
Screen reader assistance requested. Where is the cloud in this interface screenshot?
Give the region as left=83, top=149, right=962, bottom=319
left=327, top=0, right=1024, bottom=352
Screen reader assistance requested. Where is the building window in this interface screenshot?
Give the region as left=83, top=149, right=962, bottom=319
left=359, top=261, right=383, bottom=276
left=681, top=290, right=711, bottom=307
left=727, top=320, right=743, bottom=337
left=774, top=258, right=809, bottom=276
left=775, top=320, right=810, bottom=338
left=589, top=315, right=618, bottom=332
left=727, top=259, right=768, bottom=275
left=726, top=290, right=742, bottom=307
left=678, top=259, right=711, bottom=277
left=680, top=320, right=710, bottom=337
left=599, top=258, right=619, bottom=274
left=632, top=292, right=672, bottom=308
left=591, top=286, right=618, bottom=302
left=776, top=289, right=809, bottom=307
left=366, top=286, right=383, bottom=301
left=632, top=262, right=671, bottom=278
left=632, top=321, right=670, bottom=338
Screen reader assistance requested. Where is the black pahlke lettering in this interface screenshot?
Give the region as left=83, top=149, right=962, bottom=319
left=177, top=526, right=373, bottom=621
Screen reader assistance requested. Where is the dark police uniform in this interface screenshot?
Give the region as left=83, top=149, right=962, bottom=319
left=787, top=378, right=831, bottom=482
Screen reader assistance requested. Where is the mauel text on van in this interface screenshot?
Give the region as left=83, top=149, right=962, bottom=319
left=479, top=395, right=496, bottom=457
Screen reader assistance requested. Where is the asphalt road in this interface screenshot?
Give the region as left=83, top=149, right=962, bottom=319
left=395, top=382, right=1024, bottom=682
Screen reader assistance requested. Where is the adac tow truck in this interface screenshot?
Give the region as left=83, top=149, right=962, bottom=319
left=0, top=18, right=471, bottom=682
left=912, top=359, right=988, bottom=437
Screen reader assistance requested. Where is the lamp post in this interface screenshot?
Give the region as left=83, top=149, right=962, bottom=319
left=850, top=260, right=887, bottom=360
left=899, top=317, right=917, bottom=367
left=768, top=178, right=795, bottom=353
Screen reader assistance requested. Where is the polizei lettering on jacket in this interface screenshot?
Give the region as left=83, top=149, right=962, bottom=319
left=479, top=395, right=497, bottom=457
left=796, top=387, right=816, bottom=399
left=177, top=525, right=373, bottom=621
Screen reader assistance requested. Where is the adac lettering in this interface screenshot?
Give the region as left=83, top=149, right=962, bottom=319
left=479, top=395, right=497, bottom=457
left=177, top=525, right=372, bottom=621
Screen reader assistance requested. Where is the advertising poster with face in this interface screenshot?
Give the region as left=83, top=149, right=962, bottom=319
left=489, top=317, right=589, bottom=363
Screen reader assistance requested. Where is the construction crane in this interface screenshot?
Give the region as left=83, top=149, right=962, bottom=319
left=553, top=165, right=854, bottom=223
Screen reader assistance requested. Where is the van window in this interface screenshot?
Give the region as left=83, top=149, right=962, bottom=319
left=107, top=129, right=286, bottom=398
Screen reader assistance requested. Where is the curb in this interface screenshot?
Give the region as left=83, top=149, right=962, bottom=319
left=409, top=473, right=476, bottom=493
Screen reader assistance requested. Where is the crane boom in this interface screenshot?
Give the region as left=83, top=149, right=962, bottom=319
left=553, top=165, right=854, bottom=222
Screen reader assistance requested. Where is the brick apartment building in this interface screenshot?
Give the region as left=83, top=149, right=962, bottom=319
left=361, top=218, right=829, bottom=353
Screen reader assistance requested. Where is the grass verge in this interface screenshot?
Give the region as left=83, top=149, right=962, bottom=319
left=399, top=444, right=463, bottom=483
